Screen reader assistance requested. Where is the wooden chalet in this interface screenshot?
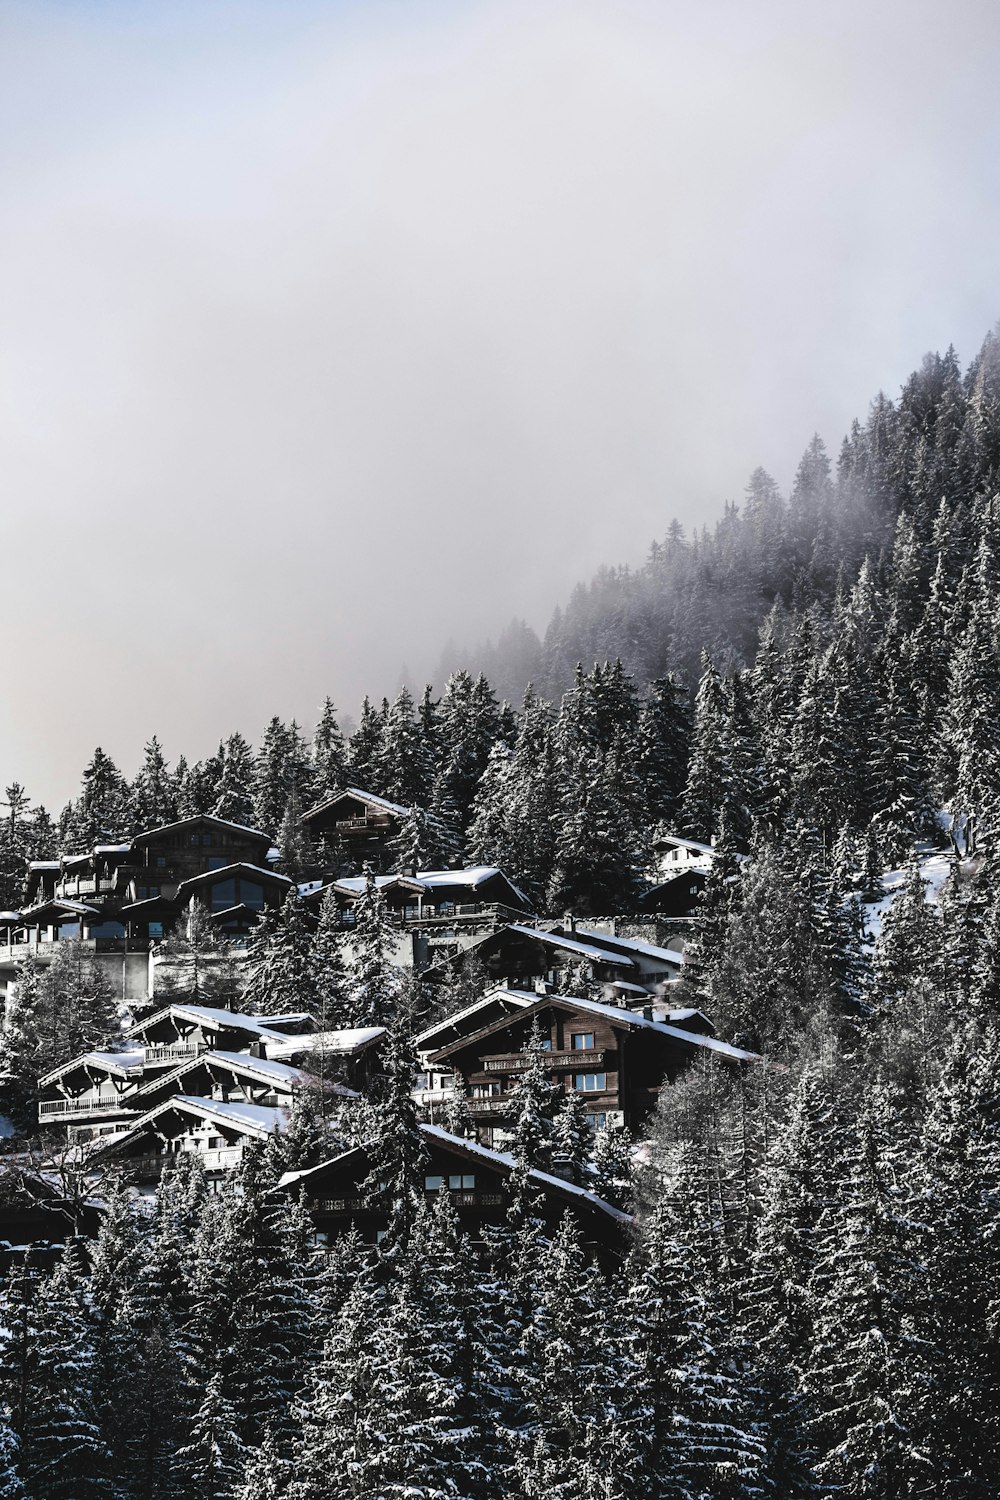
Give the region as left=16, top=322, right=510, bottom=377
left=0, top=816, right=282, bottom=1010
left=421, top=922, right=684, bottom=1000
left=301, top=788, right=410, bottom=874
left=0, top=1162, right=103, bottom=1269
left=90, top=1095, right=290, bottom=1184
left=636, top=868, right=708, bottom=917
left=413, top=988, right=535, bottom=1113
left=34, top=1005, right=385, bottom=1147
left=427, top=990, right=764, bottom=1146
left=306, top=865, right=532, bottom=929
left=278, top=1122, right=632, bottom=1254
left=37, top=1047, right=146, bottom=1138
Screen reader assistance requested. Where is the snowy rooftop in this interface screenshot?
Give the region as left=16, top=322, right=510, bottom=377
left=654, top=833, right=714, bottom=855
left=505, top=924, right=637, bottom=968
left=264, top=1026, right=386, bottom=1059
left=415, top=988, right=534, bottom=1049
left=280, top=1124, right=633, bottom=1225
left=433, top=988, right=764, bottom=1065
left=126, top=1003, right=291, bottom=1042
left=574, top=928, right=684, bottom=967
left=133, top=814, right=272, bottom=843
left=39, top=1048, right=145, bottom=1087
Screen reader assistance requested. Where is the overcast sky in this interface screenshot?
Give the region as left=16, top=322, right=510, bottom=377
left=2, top=0, right=999, bottom=810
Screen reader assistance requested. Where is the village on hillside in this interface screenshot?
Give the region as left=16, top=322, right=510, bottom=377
left=0, top=788, right=747, bottom=1262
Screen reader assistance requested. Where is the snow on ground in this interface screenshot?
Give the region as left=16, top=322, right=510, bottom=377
left=860, top=849, right=954, bottom=948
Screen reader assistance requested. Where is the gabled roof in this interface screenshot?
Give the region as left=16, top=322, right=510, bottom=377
left=264, top=1027, right=386, bottom=1061
left=131, top=814, right=272, bottom=846
left=331, top=874, right=426, bottom=898
left=92, top=1095, right=287, bottom=1159
left=279, top=1123, right=633, bottom=1226
left=415, top=987, right=535, bottom=1053
left=130, top=1048, right=307, bottom=1100
left=427, top=989, right=765, bottom=1066
left=39, top=1048, right=145, bottom=1088
left=573, top=928, right=685, bottom=968
left=125, top=1003, right=290, bottom=1043
left=653, top=833, right=714, bottom=856
left=504, top=925, right=637, bottom=968
left=19, top=899, right=101, bottom=922
left=302, top=786, right=409, bottom=822
left=175, top=863, right=294, bottom=898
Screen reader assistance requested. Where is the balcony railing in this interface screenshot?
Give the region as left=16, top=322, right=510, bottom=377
left=122, top=1146, right=245, bottom=1178
left=466, top=1098, right=511, bottom=1116
left=38, top=1097, right=134, bottom=1119
left=484, top=1050, right=605, bottom=1072
left=143, top=1043, right=206, bottom=1065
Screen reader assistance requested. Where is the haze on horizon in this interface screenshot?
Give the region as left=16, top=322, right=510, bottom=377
left=1, top=0, right=999, bottom=813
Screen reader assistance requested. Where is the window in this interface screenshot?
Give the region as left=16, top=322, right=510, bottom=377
left=240, top=880, right=264, bottom=911
left=202, top=834, right=213, bottom=846
left=207, top=856, right=227, bottom=871
left=210, top=878, right=237, bottom=912
left=571, top=1032, right=595, bottom=1051
left=539, top=1038, right=552, bottom=1051
left=473, top=1082, right=504, bottom=1097
left=574, top=1072, right=606, bottom=1093
left=189, top=834, right=200, bottom=846
left=424, top=1174, right=445, bottom=1191
left=448, top=1174, right=475, bottom=1190
left=155, top=855, right=167, bottom=868
left=207, top=1136, right=222, bottom=1150
left=586, top=1113, right=608, bottom=1131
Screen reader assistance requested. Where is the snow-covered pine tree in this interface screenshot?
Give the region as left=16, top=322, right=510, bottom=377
left=241, top=888, right=315, bottom=1018
left=347, top=871, right=402, bottom=1027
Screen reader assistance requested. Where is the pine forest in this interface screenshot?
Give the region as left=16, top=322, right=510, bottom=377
left=4, top=327, right=1000, bottom=1499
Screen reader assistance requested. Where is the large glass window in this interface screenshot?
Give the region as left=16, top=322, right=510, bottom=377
left=89, top=921, right=125, bottom=940
left=240, top=881, right=264, bottom=911
left=448, top=1174, right=475, bottom=1190
left=57, top=921, right=80, bottom=940
left=210, top=878, right=237, bottom=912
left=571, top=1032, right=595, bottom=1050
left=574, top=1072, right=606, bottom=1093
left=424, top=1175, right=445, bottom=1191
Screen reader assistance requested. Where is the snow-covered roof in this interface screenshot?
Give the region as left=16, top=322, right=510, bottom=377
left=654, top=833, right=714, bottom=855
left=574, top=928, right=684, bottom=968
left=20, top=899, right=101, bottom=920
left=505, top=924, right=637, bottom=969
left=304, top=786, right=409, bottom=821
left=415, top=988, right=534, bottom=1049
left=175, top=863, right=294, bottom=893
left=125, top=1003, right=290, bottom=1042
left=0, top=910, right=21, bottom=922
left=264, top=1027, right=386, bottom=1059
left=132, top=1048, right=307, bottom=1099
left=280, top=1123, right=632, bottom=1226
left=429, top=988, right=763, bottom=1066
left=332, top=874, right=425, bottom=896
left=95, top=1095, right=287, bottom=1158
left=39, top=1048, right=145, bottom=1087
left=28, top=861, right=60, bottom=871
left=94, top=843, right=132, bottom=856
left=132, top=814, right=272, bottom=844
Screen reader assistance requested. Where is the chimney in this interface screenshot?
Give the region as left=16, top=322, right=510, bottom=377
left=563, top=912, right=576, bottom=933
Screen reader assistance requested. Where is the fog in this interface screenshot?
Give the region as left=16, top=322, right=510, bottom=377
left=1, top=0, right=999, bottom=808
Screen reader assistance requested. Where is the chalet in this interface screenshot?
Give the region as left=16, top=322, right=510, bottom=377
left=35, top=1005, right=386, bottom=1147
left=301, top=788, right=411, bottom=873
left=427, top=990, right=764, bottom=1146
left=306, top=865, right=532, bottom=936
left=652, top=832, right=714, bottom=876
left=421, top=923, right=684, bottom=1001
left=0, top=1162, right=103, bottom=1269
left=91, top=1095, right=291, bottom=1185
left=278, top=1122, right=632, bottom=1254
left=413, top=988, right=535, bottom=1114
left=0, top=814, right=281, bottom=1009
left=37, top=1047, right=145, bottom=1137
left=635, top=867, right=708, bottom=917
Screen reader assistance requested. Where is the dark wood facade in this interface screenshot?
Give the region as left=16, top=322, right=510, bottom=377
left=279, top=1123, right=632, bottom=1254
left=429, top=993, right=764, bottom=1145
left=301, top=788, right=409, bottom=874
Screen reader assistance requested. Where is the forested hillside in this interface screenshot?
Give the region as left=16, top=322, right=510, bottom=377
left=4, top=328, right=1000, bottom=1498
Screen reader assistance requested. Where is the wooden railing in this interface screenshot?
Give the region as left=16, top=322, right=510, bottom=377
left=484, top=1050, right=605, bottom=1072
left=38, top=1097, right=134, bottom=1119
left=143, top=1043, right=205, bottom=1065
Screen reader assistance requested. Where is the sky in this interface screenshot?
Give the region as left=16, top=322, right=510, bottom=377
left=1, top=0, right=999, bottom=811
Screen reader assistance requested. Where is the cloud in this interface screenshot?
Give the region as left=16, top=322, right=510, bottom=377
left=0, top=0, right=998, bottom=805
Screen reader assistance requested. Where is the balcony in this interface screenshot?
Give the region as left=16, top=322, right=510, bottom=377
left=466, top=1098, right=511, bottom=1116
left=484, top=1049, right=606, bottom=1072
left=38, top=1097, right=135, bottom=1121
left=122, top=1146, right=245, bottom=1178
left=143, top=1043, right=206, bottom=1065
